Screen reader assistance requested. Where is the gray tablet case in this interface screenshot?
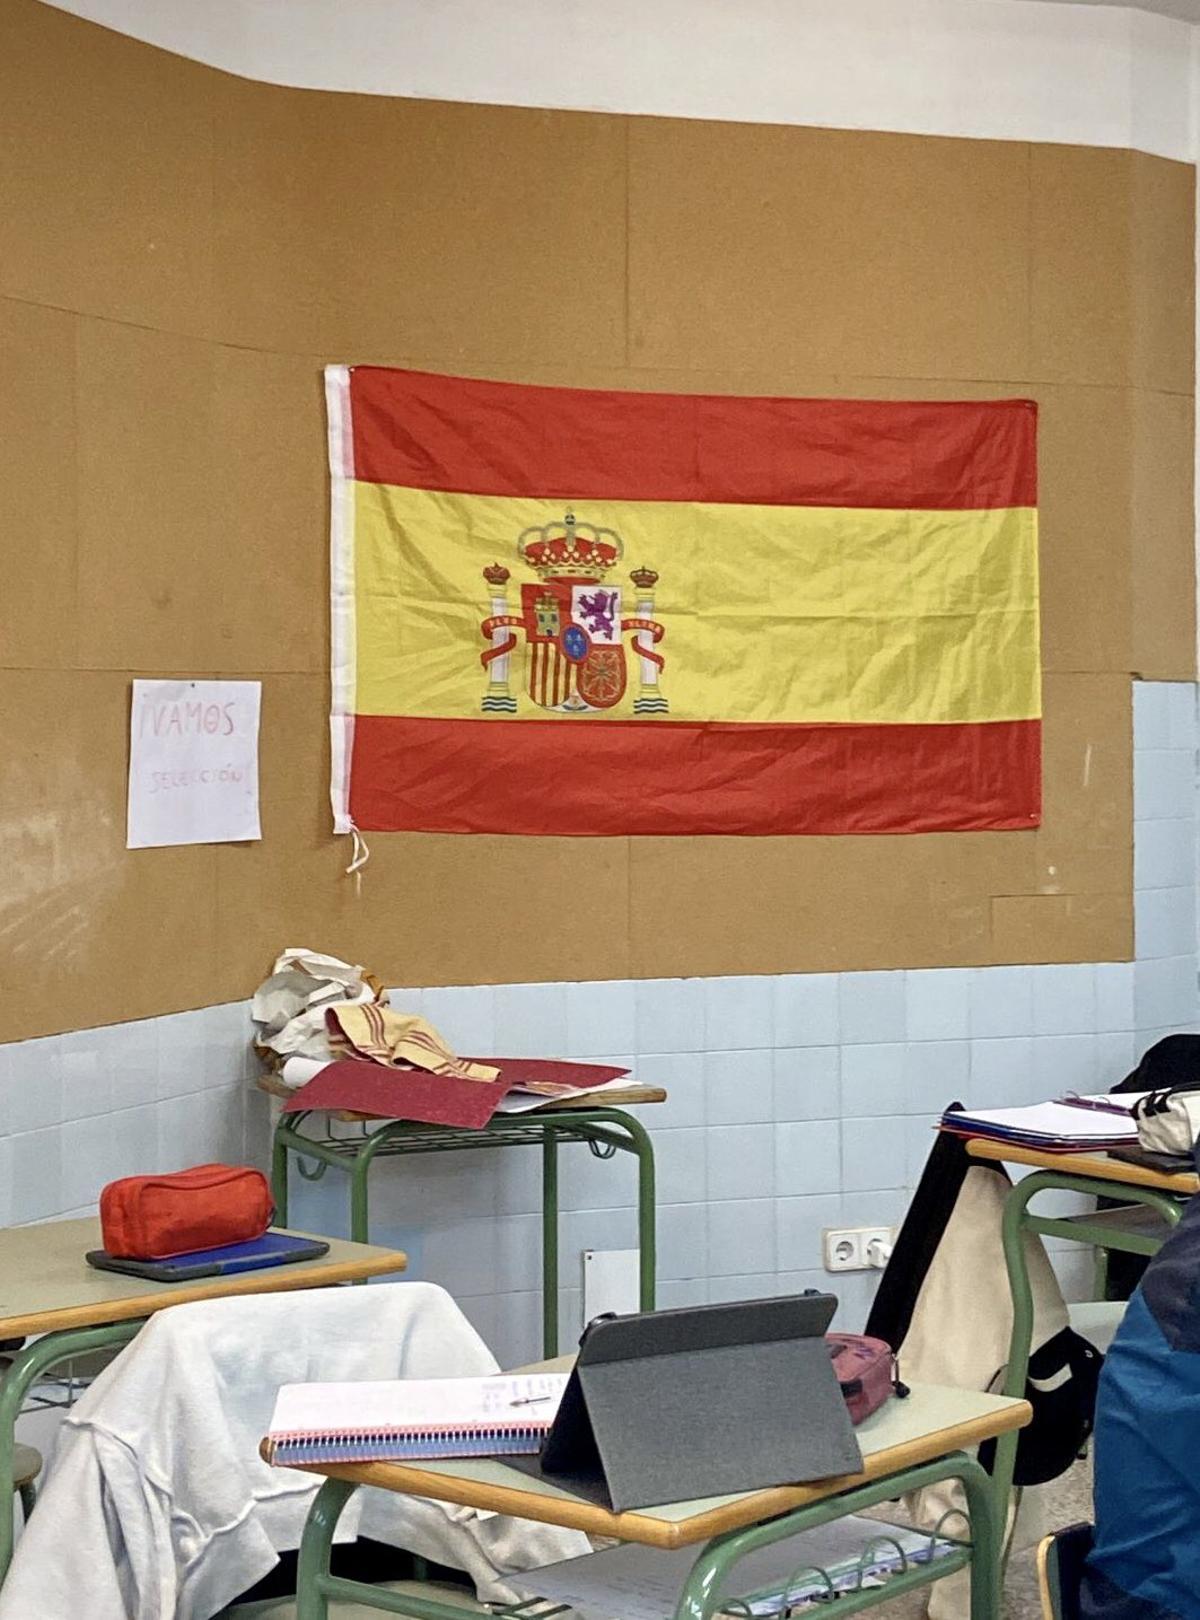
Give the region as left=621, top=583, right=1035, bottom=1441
left=505, top=1292, right=864, bottom=1512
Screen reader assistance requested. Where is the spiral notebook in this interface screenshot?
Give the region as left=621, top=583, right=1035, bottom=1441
left=264, top=1371, right=570, bottom=1467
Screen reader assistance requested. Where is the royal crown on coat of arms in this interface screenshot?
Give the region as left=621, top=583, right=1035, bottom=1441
left=479, top=509, right=667, bottom=717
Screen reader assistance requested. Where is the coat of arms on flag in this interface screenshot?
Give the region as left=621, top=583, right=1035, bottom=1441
left=479, top=511, right=667, bottom=716
left=326, top=365, right=1040, bottom=839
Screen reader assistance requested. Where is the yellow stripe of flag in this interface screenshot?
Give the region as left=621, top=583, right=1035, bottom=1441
left=352, top=482, right=1040, bottom=727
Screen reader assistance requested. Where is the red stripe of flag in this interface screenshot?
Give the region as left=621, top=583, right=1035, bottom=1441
left=348, top=716, right=1041, bottom=837
left=347, top=368, right=1036, bottom=511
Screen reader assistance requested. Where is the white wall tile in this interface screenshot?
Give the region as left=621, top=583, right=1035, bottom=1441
left=772, top=974, right=839, bottom=1047
left=827, top=1270, right=880, bottom=1332
left=562, top=1207, right=638, bottom=1264
left=1095, top=1031, right=1137, bottom=1086
left=107, top=1019, right=161, bottom=1114
left=707, top=1273, right=778, bottom=1304
left=969, top=1036, right=1035, bottom=1108
left=491, top=1214, right=546, bottom=1295
left=657, top=1277, right=709, bottom=1308
left=5, top=1037, right=64, bottom=1134
left=775, top=1120, right=841, bottom=1197
left=905, top=1116, right=940, bottom=1187
left=905, top=969, right=971, bottom=1042
left=491, top=982, right=568, bottom=1058
left=59, top=1116, right=117, bottom=1211
left=558, top=1139, right=636, bottom=1212
left=1133, top=680, right=1172, bottom=750
left=492, top=1147, right=542, bottom=1216
left=704, top=1050, right=773, bottom=1124
left=10, top=1128, right=64, bottom=1223
left=155, top=1009, right=210, bottom=1099
left=1031, top=964, right=1096, bottom=1036
left=384, top=988, right=426, bottom=1017
left=840, top=1043, right=906, bottom=1118
left=771, top=1046, right=841, bottom=1120
left=1135, top=885, right=1197, bottom=960
left=841, top=1116, right=907, bottom=1193
left=564, top=980, right=636, bottom=1058
left=200, top=1002, right=252, bottom=1091
left=0, top=1138, right=12, bottom=1227
left=634, top=1053, right=705, bottom=1127
left=657, top=1202, right=707, bottom=1281
left=1030, top=1034, right=1099, bottom=1100
left=105, top=1103, right=159, bottom=1181
left=488, top=1290, right=544, bottom=1368
left=969, top=966, right=1033, bottom=1038
left=1094, top=962, right=1135, bottom=1034
left=1135, top=818, right=1195, bottom=892
left=1134, top=954, right=1198, bottom=1031
left=1134, top=748, right=1194, bottom=822
left=634, top=978, right=704, bottom=1055
left=776, top=1193, right=843, bottom=1272
left=653, top=1128, right=708, bottom=1205
left=420, top=985, right=496, bottom=1056
left=702, top=976, right=774, bottom=1051
left=421, top=1217, right=500, bottom=1297
left=59, top=1028, right=114, bottom=1120
left=903, top=1041, right=969, bottom=1116
left=842, top=1187, right=908, bottom=1232
left=838, top=973, right=906, bottom=1045
left=706, top=1123, right=774, bottom=1201
left=707, top=1199, right=775, bottom=1275
left=1166, top=682, right=1197, bottom=751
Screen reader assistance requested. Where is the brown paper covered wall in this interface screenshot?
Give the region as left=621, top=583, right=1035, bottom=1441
left=0, top=0, right=1193, bottom=1041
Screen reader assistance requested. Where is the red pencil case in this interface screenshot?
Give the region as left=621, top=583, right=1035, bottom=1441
left=100, top=1163, right=273, bottom=1259
left=828, top=1332, right=904, bottom=1424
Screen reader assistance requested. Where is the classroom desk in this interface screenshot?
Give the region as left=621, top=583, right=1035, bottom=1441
left=261, top=1075, right=665, bottom=1357
left=963, top=1137, right=1196, bottom=1518
left=0, top=1216, right=407, bottom=1585
left=281, top=1380, right=1030, bottom=1620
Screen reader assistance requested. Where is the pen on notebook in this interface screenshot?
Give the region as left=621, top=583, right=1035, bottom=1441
left=1055, top=1094, right=1131, bottom=1117
left=509, top=1395, right=554, bottom=1406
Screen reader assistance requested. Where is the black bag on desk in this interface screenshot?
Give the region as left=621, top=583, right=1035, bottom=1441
left=505, top=1294, right=863, bottom=1512
left=1105, top=1035, right=1200, bottom=1299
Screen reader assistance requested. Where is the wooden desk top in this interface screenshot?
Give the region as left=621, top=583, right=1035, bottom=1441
left=284, top=1383, right=1029, bottom=1551
left=0, top=1219, right=407, bottom=1340
left=257, top=1072, right=667, bottom=1123
left=965, top=1136, right=1199, bottom=1194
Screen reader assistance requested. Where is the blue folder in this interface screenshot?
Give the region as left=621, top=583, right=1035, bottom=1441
left=85, top=1231, right=330, bottom=1282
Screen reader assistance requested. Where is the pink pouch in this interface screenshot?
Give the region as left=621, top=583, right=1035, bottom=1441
left=828, top=1332, right=903, bottom=1424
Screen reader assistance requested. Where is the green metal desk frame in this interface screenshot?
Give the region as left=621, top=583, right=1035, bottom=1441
left=272, top=1107, right=656, bottom=1357
left=291, top=1453, right=1000, bottom=1620
left=0, top=1318, right=144, bottom=1580
left=990, top=1167, right=1189, bottom=1513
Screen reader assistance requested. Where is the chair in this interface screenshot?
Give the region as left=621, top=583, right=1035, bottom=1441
left=1036, top=1523, right=1093, bottom=1620
left=0, top=1283, right=585, bottom=1620
left=12, top=1442, right=40, bottom=1523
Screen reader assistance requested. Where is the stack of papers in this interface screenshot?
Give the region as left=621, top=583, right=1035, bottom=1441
left=509, top=1516, right=957, bottom=1620
left=940, top=1094, right=1146, bottom=1153
left=494, top=1077, right=642, bottom=1114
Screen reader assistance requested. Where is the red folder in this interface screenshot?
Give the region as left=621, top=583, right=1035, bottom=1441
left=282, top=1057, right=630, bottom=1129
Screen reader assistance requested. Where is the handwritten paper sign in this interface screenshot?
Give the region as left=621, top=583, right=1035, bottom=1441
left=127, top=679, right=262, bottom=849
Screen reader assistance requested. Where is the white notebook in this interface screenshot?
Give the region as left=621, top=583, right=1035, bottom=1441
left=265, top=1371, right=569, bottom=1467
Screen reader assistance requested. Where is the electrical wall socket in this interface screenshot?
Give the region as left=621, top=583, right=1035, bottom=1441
left=822, top=1226, right=896, bottom=1273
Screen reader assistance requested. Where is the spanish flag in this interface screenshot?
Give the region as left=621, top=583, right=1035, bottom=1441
left=327, top=367, right=1039, bottom=838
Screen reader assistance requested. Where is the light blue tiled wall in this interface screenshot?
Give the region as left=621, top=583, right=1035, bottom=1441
left=1, top=680, right=1195, bottom=1366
